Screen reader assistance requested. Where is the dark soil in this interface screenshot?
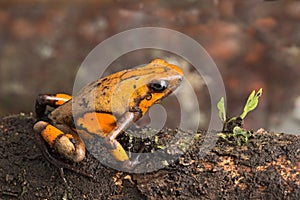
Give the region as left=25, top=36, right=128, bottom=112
left=0, top=114, right=299, bottom=200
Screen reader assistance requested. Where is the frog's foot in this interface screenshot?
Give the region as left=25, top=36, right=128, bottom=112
left=122, top=156, right=141, bottom=170
left=122, top=141, right=153, bottom=170
left=34, top=123, right=93, bottom=179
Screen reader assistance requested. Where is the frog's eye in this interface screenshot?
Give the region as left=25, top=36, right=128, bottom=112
left=148, top=80, right=168, bottom=92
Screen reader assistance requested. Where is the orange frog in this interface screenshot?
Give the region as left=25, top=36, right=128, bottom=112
left=34, top=59, right=183, bottom=170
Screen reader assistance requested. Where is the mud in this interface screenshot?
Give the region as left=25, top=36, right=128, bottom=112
left=0, top=114, right=299, bottom=199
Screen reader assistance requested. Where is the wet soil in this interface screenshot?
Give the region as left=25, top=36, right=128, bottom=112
left=0, top=114, right=299, bottom=199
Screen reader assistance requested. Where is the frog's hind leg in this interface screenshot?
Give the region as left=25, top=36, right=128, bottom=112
left=34, top=123, right=92, bottom=178
left=35, top=94, right=72, bottom=118
left=33, top=120, right=92, bottom=177
left=34, top=121, right=85, bottom=162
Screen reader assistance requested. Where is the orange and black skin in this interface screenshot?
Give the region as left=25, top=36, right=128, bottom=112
left=35, top=93, right=72, bottom=118
left=34, top=59, right=184, bottom=168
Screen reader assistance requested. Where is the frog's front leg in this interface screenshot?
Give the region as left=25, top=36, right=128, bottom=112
left=106, top=111, right=141, bottom=168
left=33, top=121, right=86, bottom=163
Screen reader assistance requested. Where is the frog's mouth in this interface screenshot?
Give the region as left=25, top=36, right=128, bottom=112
left=166, top=76, right=183, bottom=93
left=130, top=75, right=183, bottom=115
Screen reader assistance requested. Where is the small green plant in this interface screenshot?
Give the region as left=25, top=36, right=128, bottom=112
left=218, top=126, right=251, bottom=146
left=217, top=88, right=263, bottom=145
left=240, top=88, right=263, bottom=119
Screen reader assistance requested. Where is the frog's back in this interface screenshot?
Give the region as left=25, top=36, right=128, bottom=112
left=75, top=70, right=126, bottom=114
left=48, top=70, right=125, bottom=125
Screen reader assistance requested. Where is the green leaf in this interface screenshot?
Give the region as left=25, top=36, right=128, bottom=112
left=240, top=88, right=263, bottom=119
left=161, top=160, right=169, bottom=166
left=243, top=134, right=249, bottom=143
left=154, top=136, right=159, bottom=144
left=157, top=145, right=166, bottom=149
left=217, top=133, right=228, bottom=140
left=233, top=126, right=250, bottom=144
left=217, top=97, right=226, bottom=122
left=233, top=126, right=243, bottom=136
left=194, top=133, right=201, bottom=140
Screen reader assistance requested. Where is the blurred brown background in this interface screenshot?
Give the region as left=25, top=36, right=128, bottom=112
left=0, top=0, right=300, bottom=134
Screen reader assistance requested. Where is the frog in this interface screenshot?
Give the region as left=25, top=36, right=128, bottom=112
left=33, top=59, right=184, bottom=170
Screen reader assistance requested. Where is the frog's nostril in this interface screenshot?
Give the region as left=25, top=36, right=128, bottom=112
left=176, top=76, right=183, bottom=83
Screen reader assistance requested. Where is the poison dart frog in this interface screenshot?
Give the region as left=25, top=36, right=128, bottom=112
left=33, top=59, right=183, bottom=169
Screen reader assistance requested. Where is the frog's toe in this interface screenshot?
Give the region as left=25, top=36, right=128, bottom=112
left=33, top=121, right=48, bottom=132
left=122, top=155, right=142, bottom=170
left=122, top=160, right=137, bottom=170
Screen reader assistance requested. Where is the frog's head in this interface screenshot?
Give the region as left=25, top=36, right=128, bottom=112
left=113, top=59, right=184, bottom=116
